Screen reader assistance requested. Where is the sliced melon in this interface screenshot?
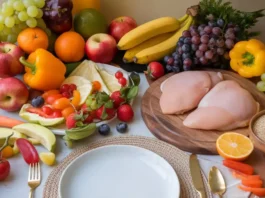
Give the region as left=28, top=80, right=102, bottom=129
left=69, top=60, right=110, bottom=94
left=13, top=123, right=56, bottom=152
left=19, top=104, right=64, bottom=127
left=0, top=128, right=26, bottom=146
left=98, top=69, right=121, bottom=93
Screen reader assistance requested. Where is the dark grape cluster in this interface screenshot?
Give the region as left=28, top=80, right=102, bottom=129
left=163, top=17, right=240, bottom=73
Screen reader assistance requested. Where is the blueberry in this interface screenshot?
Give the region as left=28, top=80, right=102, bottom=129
left=217, top=19, right=224, bottom=27
left=31, top=96, right=44, bottom=107
left=116, top=122, right=128, bottom=133
left=98, top=124, right=110, bottom=136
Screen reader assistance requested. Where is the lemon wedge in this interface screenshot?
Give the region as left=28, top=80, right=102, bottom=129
left=39, top=152, right=56, bottom=166
left=62, top=76, right=93, bottom=105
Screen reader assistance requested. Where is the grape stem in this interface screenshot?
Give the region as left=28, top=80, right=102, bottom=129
left=19, top=57, right=36, bottom=74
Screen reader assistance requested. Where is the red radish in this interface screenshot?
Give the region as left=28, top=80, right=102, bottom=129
left=117, top=104, right=134, bottom=122
left=118, top=77, right=127, bottom=87
left=110, top=91, right=125, bottom=108
left=96, top=106, right=116, bottom=120
left=147, top=62, right=165, bottom=80
left=115, top=71, right=123, bottom=79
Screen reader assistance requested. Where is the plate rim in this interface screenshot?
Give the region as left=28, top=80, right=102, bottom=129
left=58, top=144, right=180, bottom=198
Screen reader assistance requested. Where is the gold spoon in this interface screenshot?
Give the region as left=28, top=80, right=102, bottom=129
left=208, top=166, right=226, bottom=198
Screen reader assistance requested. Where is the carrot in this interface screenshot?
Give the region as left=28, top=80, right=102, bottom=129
left=232, top=171, right=261, bottom=180
left=223, top=160, right=254, bottom=175
left=242, top=178, right=263, bottom=188
left=0, top=116, right=24, bottom=128
left=238, top=185, right=265, bottom=196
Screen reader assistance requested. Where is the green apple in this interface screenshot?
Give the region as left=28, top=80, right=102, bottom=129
left=0, top=128, right=26, bottom=146
left=13, top=123, right=56, bottom=152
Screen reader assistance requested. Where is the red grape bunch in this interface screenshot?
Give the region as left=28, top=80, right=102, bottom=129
left=163, top=17, right=240, bottom=73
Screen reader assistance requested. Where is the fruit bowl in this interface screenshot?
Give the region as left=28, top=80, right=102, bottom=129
left=249, top=110, right=265, bottom=154
left=0, top=63, right=131, bottom=136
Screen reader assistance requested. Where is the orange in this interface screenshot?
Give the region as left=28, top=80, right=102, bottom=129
left=216, top=132, right=254, bottom=161
left=17, top=28, right=49, bottom=54
left=54, top=31, right=85, bottom=63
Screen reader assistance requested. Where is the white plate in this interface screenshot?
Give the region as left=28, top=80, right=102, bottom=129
left=0, top=63, right=129, bottom=136
left=59, top=145, right=180, bottom=198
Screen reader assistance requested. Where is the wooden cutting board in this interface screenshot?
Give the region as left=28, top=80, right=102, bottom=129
left=141, top=70, right=265, bottom=155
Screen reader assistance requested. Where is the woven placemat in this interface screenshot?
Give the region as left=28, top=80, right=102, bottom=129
left=43, top=136, right=212, bottom=198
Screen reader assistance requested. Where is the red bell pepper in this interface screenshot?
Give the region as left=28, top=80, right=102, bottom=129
left=16, top=138, right=39, bottom=164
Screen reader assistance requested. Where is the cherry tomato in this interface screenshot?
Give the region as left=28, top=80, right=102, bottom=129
left=62, top=92, right=71, bottom=98
left=46, top=94, right=63, bottom=105
left=0, top=159, right=10, bottom=181
left=92, top=81, right=101, bottom=92
left=118, top=77, right=127, bottom=87
left=42, top=90, right=60, bottom=100
left=115, top=71, right=123, bottom=79
left=16, top=138, right=39, bottom=165
left=0, top=146, right=14, bottom=158
left=52, top=98, right=71, bottom=110
left=69, top=84, right=77, bottom=92
left=52, top=110, right=63, bottom=118
left=41, top=106, right=54, bottom=115
left=60, top=84, right=70, bottom=93
left=61, top=106, right=75, bottom=118
left=71, top=90, right=81, bottom=107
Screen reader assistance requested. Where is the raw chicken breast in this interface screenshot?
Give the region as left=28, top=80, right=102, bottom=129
left=183, top=80, right=259, bottom=131
left=160, top=71, right=223, bottom=114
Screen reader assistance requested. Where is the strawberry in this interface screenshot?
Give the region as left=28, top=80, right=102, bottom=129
left=66, top=113, right=77, bottom=129
left=147, top=62, right=165, bottom=80
left=110, top=91, right=125, bottom=108
left=117, top=104, right=134, bottom=122
left=83, top=110, right=96, bottom=124
left=81, top=103, right=89, bottom=113
left=96, top=105, right=116, bottom=120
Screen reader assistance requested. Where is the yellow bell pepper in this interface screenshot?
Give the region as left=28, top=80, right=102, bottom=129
left=19, top=49, right=66, bottom=91
left=229, top=39, right=265, bottom=78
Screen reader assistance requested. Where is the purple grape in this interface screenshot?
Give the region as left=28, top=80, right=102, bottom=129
left=211, top=48, right=217, bottom=55
left=198, top=24, right=206, bottom=32
left=167, top=57, right=174, bottom=66
left=172, top=52, right=177, bottom=57
left=212, top=27, right=222, bottom=36
left=183, top=58, right=192, bottom=67
left=179, top=36, right=185, bottom=42
left=166, top=65, right=173, bottom=73
left=189, top=25, right=198, bottom=31
left=173, top=53, right=181, bottom=60
left=178, top=47, right=183, bottom=54
left=182, top=30, right=191, bottom=38
left=225, top=32, right=236, bottom=40
left=225, top=39, right=235, bottom=49
left=182, top=53, right=191, bottom=60
left=199, top=44, right=208, bottom=52
left=163, top=55, right=170, bottom=63
left=183, top=65, right=192, bottom=71
left=226, top=28, right=235, bottom=34
left=177, top=41, right=184, bottom=47
left=181, top=44, right=191, bottom=53
left=227, top=23, right=235, bottom=28
left=201, top=35, right=209, bottom=44
left=190, top=30, right=199, bottom=37
left=174, top=60, right=180, bottom=66
left=193, top=57, right=199, bottom=65
left=192, top=35, right=200, bottom=45
left=204, top=26, right=212, bottom=34
left=217, top=47, right=225, bottom=55
left=172, top=66, right=181, bottom=73
left=205, top=50, right=214, bottom=60
left=191, top=44, right=198, bottom=51
left=212, top=55, right=219, bottom=63
left=208, top=21, right=217, bottom=27
left=184, top=37, right=192, bottom=44
left=196, top=50, right=204, bottom=58
left=216, top=39, right=225, bottom=48
left=199, top=57, right=208, bottom=65
left=200, top=31, right=207, bottom=36
left=234, top=26, right=240, bottom=33
left=208, top=38, right=216, bottom=47
left=217, top=19, right=224, bottom=27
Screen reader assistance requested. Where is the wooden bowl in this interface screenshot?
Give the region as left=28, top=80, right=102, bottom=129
left=249, top=110, right=265, bottom=153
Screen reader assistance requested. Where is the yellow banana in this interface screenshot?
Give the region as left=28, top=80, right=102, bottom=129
left=134, top=16, right=194, bottom=64
left=117, top=17, right=181, bottom=50
left=123, top=32, right=174, bottom=63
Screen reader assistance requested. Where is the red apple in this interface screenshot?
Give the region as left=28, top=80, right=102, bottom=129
left=108, top=16, right=137, bottom=42
left=0, top=77, right=29, bottom=112
left=85, top=33, right=117, bottom=64
left=0, top=42, right=25, bottom=78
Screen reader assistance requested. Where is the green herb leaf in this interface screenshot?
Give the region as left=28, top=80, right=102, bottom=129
left=100, top=106, right=108, bottom=120
left=104, top=100, right=114, bottom=108
left=127, top=86, right=139, bottom=100
left=120, top=87, right=130, bottom=98
left=76, top=121, right=84, bottom=127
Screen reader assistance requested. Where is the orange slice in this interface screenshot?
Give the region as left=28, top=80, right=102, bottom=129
left=216, top=132, right=254, bottom=161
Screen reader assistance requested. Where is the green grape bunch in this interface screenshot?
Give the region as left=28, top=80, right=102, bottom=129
left=0, top=0, right=50, bottom=43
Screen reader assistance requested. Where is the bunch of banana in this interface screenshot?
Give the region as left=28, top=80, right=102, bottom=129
left=118, top=14, right=194, bottom=64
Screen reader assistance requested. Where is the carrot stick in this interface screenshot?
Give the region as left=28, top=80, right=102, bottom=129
left=223, top=160, right=254, bottom=175
left=232, top=171, right=261, bottom=180
left=242, top=179, right=263, bottom=188
left=238, top=185, right=265, bottom=196
left=0, top=116, right=24, bottom=128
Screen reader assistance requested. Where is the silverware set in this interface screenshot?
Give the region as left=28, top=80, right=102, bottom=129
left=189, top=154, right=226, bottom=198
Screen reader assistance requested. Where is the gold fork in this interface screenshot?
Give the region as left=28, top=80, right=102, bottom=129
left=28, top=163, right=41, bottom=198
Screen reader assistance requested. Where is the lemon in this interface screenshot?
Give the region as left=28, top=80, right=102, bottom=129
left=39, top=152, right=56, bottom=166
left=62, top=75, right=93, bottom=105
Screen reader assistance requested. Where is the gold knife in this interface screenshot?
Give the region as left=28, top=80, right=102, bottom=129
left=189, top=154, right=207, bottom=198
